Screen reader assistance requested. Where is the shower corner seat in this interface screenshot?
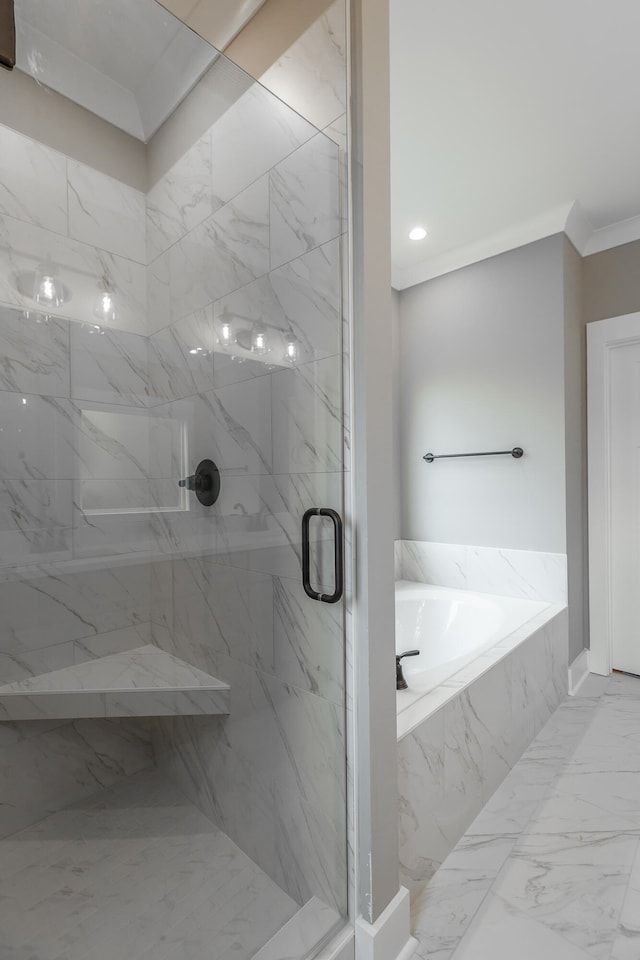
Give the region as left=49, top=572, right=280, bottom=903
left=0, top=645, right=230, bottom=721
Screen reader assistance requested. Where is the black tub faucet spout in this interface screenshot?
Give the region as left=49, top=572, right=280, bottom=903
left=396, top=650, right=420, bottom=690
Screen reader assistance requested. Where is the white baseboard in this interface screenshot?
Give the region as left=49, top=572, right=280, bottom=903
left=568, top=648, right=591, bottom=695
left=355, top=887, right=417, bottom=960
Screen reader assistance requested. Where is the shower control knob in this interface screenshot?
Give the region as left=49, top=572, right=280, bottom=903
left=178, top=459, right=220, bottom=506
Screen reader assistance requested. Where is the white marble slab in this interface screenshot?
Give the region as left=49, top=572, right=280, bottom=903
left=70, top=323, right=149, bottom=407
left=0, top=214, right=147, bottom=336
left=68, top=160, right=146, bottom=264
left=0, top=645, right=230, bottom=720
left=0, top=561, right=151, bottom=653
left=397, top=601, right=567, bottom=891
left=397, top=539, right=568, bottom=603
left=400, top=540, right=467, bottom=590
left=271, top=355, right=342, bottom=474
left=0, top=717, right=153, bottom=840
left=466, top=545, right=568, bottom=603
left=270, top=133, right=342, bottom=270
left=0, top=124, right=67, bottom=234
left=146, top=249, right=171, bottom=335
left=0, top=769, right=298, bottom=960
left=147, top=308, right=215, bottom=403
left=171, top=377, right=273, bottom=478
left=210, top=82, right=315, bottom=205
left=273, top=574, right=344, bottom=704
left=146, top=132, right=218, bottom=263
left=169, top=175, right=269, bottom=321
left=259, top=0, right=347, bottom=131
left=0, top=305, right=69, bottom=397
left=212, top=238, right=342, bottom=378
left=410, top=673, right=640, bottom=960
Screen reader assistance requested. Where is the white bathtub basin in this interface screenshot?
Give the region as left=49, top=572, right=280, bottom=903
left=395, top=580, right=549, bottom=696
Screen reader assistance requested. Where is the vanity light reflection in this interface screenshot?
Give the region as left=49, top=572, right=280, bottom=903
left=34, top=260, right=65, bottom=307
left=94, top=278, right=117, bottom=323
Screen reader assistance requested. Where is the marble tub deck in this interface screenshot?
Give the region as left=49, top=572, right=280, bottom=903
left=0, top=768, right=300, bottom=960
left=411, top=671, right=640, bottom=960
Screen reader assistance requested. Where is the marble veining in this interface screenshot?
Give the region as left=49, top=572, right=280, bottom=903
left=397, top=539, right=568, bottom=603
left=213, top=238, right=342, bottom=378
left=169, top=176, right=270, bottom=321
left=398, top=604, right=568, bottom=893
left=146, top=132, right=219, bottom=263
left=0, top=644, right=230, bottom=721
left=259, top=0, right=347, bottom=131
left=67, top=160, right=146, bottom=264
left=0, top=479, right=72, bottom=536
left=0, top=306, right=70, bottom=397
left=0, top=561, right=151, bottom=653
left=0, top=717, right=153, bottom=840
left=147, top=308, right=215, bottom=404
left=273, top=574, right=344, bottom=704
left=0, top=769, right=299, bottom=960
left=0, top=124, right=67, bottom=234
left=0, top=25, right=351, bottom=944
left=70, top=323, right=149, bottom=407
left=411, top=673, right=640, bottom=960
left=210, top=83, right=316, bottom=206
left=271, top=355, right=342, bottom=474
left=0, top=213, right=147, bottom=336
left=270, top=134, right=342, bottom=270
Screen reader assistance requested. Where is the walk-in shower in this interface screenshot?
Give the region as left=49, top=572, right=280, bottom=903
left=0, top=1, right=350, bottom=956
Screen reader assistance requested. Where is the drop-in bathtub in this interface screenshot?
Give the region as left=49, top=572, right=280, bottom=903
left=395, top=580, right=550, bottom=699
left=395, top=577, right=568, bottom=893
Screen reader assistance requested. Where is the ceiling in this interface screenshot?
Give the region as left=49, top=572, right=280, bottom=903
left=390, top=0, right=640, bottom=289
left=14, top=0, right=219, bottom=141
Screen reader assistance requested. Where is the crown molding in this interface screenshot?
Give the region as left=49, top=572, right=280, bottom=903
left=583, top=213, right=640, bottom=257
left=392, top=200, right=640, bottom=291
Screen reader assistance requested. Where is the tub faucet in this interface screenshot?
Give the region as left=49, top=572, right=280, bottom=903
left=396, top=650, right=420, bottom=690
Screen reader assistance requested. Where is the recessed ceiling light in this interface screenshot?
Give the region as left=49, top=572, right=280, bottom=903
left=409, top=226, right=428, bottom=241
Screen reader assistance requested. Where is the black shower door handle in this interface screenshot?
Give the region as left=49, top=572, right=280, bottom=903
left=302, top=508, right=344, bottom=603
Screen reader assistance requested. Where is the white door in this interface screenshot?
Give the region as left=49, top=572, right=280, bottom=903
left=609, top=341, right=640, bottom=674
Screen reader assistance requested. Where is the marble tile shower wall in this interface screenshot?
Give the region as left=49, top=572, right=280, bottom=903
left=0, top=7, right=350, bottom=919
left=146, top=74, right=349, bottom=914
left=0, top=122, right=155, bottom=836
left=0, top=121, right=155, bottom=678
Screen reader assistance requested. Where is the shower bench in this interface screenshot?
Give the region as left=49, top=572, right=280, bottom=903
left=0, top=645, right=230, bottom=721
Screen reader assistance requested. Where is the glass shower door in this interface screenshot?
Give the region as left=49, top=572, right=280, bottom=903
left=0, top=0, right=349, bottom=957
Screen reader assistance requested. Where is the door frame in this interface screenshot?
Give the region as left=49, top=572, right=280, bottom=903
left=587, top=311, right=640, bottom=675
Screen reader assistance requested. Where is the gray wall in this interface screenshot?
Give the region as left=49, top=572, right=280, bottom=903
left=397, top=235, right=567, bottom=553
left=394, top=235, right=640, bottom=667
left=583, top=239, right=640, bottom=325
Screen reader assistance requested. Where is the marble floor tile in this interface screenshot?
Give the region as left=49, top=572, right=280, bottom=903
left=411, top=835, right=518, bottom=960
left=452, top=894, right=595, bottom=960
left=411, top=673, right=640, bottom=960
left=610, top=931, right=640, bottom=959
left=491, top=832, right=638, bottom=959
left=0, top=769, right=299, bottom=960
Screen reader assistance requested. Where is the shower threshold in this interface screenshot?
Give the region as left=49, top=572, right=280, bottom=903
left=0, top=768, right=299, bottom=960
left=0, top=645, right=230, bottom=721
